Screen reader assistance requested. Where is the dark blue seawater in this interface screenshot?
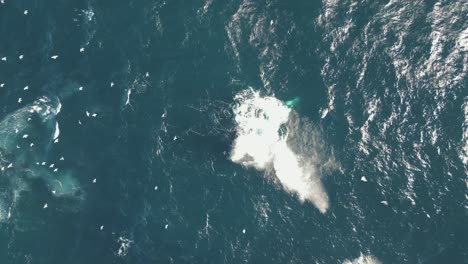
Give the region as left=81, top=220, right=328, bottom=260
left=0, top=0, right=466, bottom=263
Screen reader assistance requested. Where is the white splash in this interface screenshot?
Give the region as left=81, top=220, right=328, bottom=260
left=230, top=89, right=330, bottom=213
left=116, top=236, right=133, bottom=257
left=230, top=89, right=290, bottom=170
left=83, top=9, right=94, bottom=22
left=343, top=254, right=382, bottom=264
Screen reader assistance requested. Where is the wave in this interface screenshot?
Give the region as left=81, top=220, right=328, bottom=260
left=316, top=0, right=466, bottom=211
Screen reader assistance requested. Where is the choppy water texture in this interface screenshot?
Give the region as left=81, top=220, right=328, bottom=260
left=0, top=0, right=467, bottom=263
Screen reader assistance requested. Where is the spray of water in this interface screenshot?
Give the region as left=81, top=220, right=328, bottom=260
left=343, top=254, right=382, bottom=264
left=230, top=89, right=332, bottom=213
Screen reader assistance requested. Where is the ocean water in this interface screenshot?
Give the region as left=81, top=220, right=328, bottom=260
left=0, top=0, right=466, bottom=263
